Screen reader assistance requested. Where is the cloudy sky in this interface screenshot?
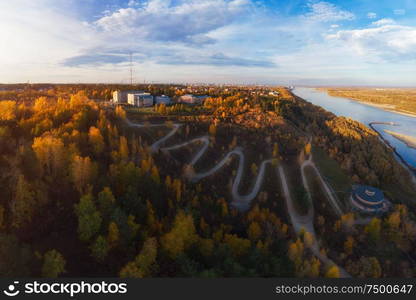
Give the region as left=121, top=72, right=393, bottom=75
left=1, top=0, right=416, bottom=86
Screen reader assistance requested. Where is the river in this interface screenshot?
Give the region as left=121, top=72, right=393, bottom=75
left=292, top=87, right=416, bottom=170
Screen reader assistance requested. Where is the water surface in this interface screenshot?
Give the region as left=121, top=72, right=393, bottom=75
left=292, top=87, right=416, bottom=169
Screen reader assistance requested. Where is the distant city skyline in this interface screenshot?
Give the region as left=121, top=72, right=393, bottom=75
left=1, top=0, right=416, bottom=86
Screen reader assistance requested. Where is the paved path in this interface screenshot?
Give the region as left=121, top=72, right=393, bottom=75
left=127, top=118, right=350, bottom=277
left=301, top=153, right=344, bottom=217
left=278, top=165, right=350, bottom=277
left=127, top=119, right=272, bottom=211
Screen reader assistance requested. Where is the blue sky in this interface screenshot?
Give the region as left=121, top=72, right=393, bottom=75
left=1, top=0, right=416, bottom=86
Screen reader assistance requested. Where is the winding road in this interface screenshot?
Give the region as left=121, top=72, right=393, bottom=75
left=127, top=118, right=350, bottom=277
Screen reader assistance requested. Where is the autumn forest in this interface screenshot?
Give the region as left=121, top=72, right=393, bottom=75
left=1, top=84, right=416, bottom=279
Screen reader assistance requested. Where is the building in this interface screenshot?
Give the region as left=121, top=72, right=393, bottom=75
left=178, top=94, right=208, bottom=105
left=350, top=185, right=390, bottom=214
left=269, top=91, right=280, bottom=96
left=112, top=90, right=144, bottom=104
left=127, top=93, right=154, bottom=107
left=155, top=95, right=172, bottom=105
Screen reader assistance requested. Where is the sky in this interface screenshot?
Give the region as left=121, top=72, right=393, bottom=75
left=1, top=0, right=416, bottom=86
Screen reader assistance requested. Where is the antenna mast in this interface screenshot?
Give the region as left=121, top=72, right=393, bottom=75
left=129, top=52, right=133, bottom=86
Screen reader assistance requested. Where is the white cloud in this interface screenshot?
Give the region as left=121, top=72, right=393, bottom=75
left=1, top=0, right=416, bottom=86
left=367, top=12, right=377, bottom=19
left=0, top=1, right=95, bottom=80
left=394, top=9, right=406, bottom=15
left=94, top=0, right=250, bottom=44
left=305, top=1, right=355, bottom=22
left=327, top=24, right=416, bottom=61
left=372, top=18, right=395, bottom=26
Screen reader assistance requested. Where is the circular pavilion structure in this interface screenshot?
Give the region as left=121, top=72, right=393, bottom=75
left=350, top=185, right=389, bottom=214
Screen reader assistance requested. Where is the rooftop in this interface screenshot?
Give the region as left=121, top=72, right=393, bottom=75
left=352, top=185, right=384, bottom=204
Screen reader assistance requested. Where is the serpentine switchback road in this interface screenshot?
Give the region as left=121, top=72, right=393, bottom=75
left=127, top=118, right=350, bottom=277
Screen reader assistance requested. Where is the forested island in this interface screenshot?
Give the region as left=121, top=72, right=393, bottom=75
left=1, top=84, right=416, bottom=278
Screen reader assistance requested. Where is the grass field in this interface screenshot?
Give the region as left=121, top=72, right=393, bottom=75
left=312, top=146, right=352, bottom=205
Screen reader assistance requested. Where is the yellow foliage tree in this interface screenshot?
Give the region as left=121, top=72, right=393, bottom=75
left=325, top=265, right=340, bottom=278
left=107, top=222, right=120, bottom=248
left=119, top=136, right=129, bottom=161
left=344, top=236, right=355, bottom=256
left=34, top=97, right=50, bottom=113
left=247, top=221, right=262, bottom=241
left=88, top=126, right=104, bottom=155
left=251, top=163, right=258, bottom=175
left=71, top=155, right=94, bottom=193
left=115, top=106, right=126, bottom=119
left=305, top=143, right=312, bottom=155
left=120, top=238, right=158, bottom=278
left=208, top=124, right=217, bottom=136
left=32, top=135, right=66, bottom=176
left=223, top=234, right=251, bottom=257
left=0, top=100, right=16, bottom=121
left=161, top=210, right=198, bottom=259
left=70, top=91, right=89, bottom=110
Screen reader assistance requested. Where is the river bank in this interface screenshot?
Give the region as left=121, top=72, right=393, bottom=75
left=293, top=87, right=416, bottom=171
left=384, top=130, right=416, bottom=150
left=318, top=88, right=416, bottom=119
left=352, top=101, right=416, bottom=119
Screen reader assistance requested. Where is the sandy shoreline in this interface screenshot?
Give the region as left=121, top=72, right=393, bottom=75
left=360, top=102, right=416, bottom=118
left=320, top=89, right=416, bottom=119
left=384, top=130, right=416, bottom=149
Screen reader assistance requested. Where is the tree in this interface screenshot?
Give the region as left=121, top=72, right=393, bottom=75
left=218, top=198, right=228, bottom=217
left=107, top=222, right=120, bottom=248
left=32, top=135, right=66, bottom=177
left=303, top=231, right=314, bottom=248
left=305, top=143, right=312, bottom=156
left=161, top=211, right=198, bottom=259
left=325, top=265, right=340, bottom=278
left=120, top=238, right=158, bottom=278
left=150, top=166, right=160, bottom=184
left=90, top=235, right=109, bottom=262
left=0, top=233, right=34, bottom=276
left=365, top=218, right=381, bottom=244
left=0, top=205, right=4, bottom=230
left=359, top=257, right=382, bottom=278
left=71, top=155, right=95, bottom=194
left=127, top=215, right=140, bottom=239
left=11, top=175, right=35, bottom=228
left=344, top=236, right=354, bottom=256
left=119, top=136, right=129, bottom=161
left=88, top=126, right=104, bottom=156
left=157, top=103, right=167, bottom=115
left=247, top=222, right=262, bottom=241
left=208, top=124, right=217, bottom=136
left=115, top=106, right=126, bottom=119
left=0, top=101, right=16, bottom=121
left=223, top=234, right=251, bottom=257
left=288, top=239, right=304, bottom=264
left=97, top=187, right=115, bottom=218
left=33, top=97, right=50, bottom=113
left=42, top=250, right=66, bottom=278
left=309, top=257, right=321, bottom=277
left=70, top=91, right=89, bottom=110
left=272, top=143, right=279, bottom=158
left=74, top=194, right=102, bottom=242
left=198, top=238, right=214, bottom=258
left=251, top=163, right=258, bottom=175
